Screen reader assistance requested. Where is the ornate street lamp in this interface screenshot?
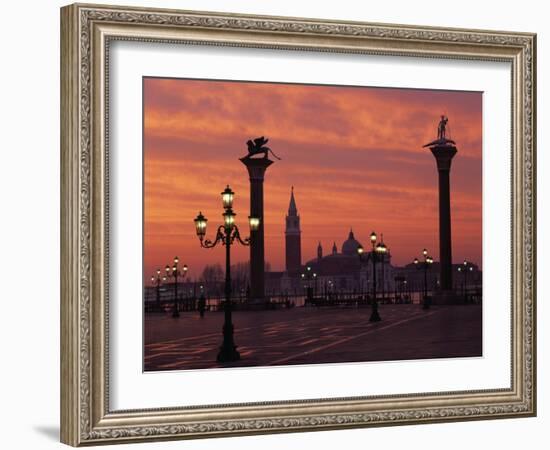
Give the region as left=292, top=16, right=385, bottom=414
left=165, top=256, right=188, bottom=318
left=194, top=185, right=259, bottom=363
left=248, top=216, right=260, bottom=231
left=376, top=241, right=388, bottom=304
left=357, top=231, right=386, bottom=322
left=414, top=249, right=433, bottom=309
left=458, top=259, right=474, bottom=302
left=150, top=268, right=166, bottom=312
left=221, top=185, right=234, bottom=209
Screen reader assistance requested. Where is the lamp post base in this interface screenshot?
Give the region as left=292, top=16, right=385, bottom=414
left=217, top=345, right=240, bottom=363
left=172, top=309, right=180, bottom=318
left=422, top=295, right=431, bottom=309
left=369, top=303, right=382, bottom=322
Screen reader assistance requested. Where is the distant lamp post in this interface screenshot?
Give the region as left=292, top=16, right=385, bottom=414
left=165, top=256, right=188, bottom=318
left=458, top=259, right=474, bottom=302
left=327, top=280, right=334, bottom=295
left=378, top=237, right=388, bottom=302
left=301, top=265, right=317, bottom=301
left=313, top=272, right=318, bottom=296
left=194, top=185, right=258, bottom=363
left=413, top=249, right=433, bottom=309
left=150, top=268, right=166, bottom=312
left=357, top=231, right=386, bottom=322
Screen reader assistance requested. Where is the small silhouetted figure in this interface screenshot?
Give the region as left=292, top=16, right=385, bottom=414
left=423, top=115, right=456, bottom=147
left=198, top=293, right=206, bottom=318
left=245, top=136, right=281, bottom=160
left=437, top=115, right=449, bottom=140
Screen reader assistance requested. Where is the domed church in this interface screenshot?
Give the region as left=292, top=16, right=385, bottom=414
left=302, top=230, right=386, bottom=292
left=279, top=188, right=394, bottom=294
left=341, top=229, right=363, bottom=256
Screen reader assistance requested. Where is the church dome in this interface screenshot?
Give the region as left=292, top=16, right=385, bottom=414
left=341, top=229, right=362, bottom=256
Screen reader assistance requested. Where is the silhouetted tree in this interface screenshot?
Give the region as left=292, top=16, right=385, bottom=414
left=200, top=261, right=273, bottom=298
left=202, top=264, right=223, bottom=282
left=201, top=264, right=223, bottom=296
left=231, top=261, right=272, bottom=296
left=231, top=261, right=249, bottom=295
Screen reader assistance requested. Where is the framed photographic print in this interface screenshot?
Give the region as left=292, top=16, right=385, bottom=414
left=60, top=3, right=537, bottom=446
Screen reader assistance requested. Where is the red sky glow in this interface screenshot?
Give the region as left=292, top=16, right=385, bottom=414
left=143, top=78, right=482, bottom=282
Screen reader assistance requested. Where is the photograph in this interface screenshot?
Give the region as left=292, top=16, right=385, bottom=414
left=58, top=3, right=536, bottom=445
left=142, top=77, right=483, bottom=371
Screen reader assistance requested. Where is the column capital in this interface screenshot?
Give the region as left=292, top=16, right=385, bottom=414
left=240, top=156, right=274, bottom=181
left=429, top=144, right=458, bottom=171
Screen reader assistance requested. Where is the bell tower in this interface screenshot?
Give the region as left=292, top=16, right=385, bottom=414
left=285, top=187, right=301, bottom=272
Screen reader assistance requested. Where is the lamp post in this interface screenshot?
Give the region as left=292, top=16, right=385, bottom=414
left=314, top=273, right=318, bottom=297
left=379, top=237, right=388, bottom=303
left=301, top=265, right=317, bottom=302
left=165, top=256, right=188, bottom=318
left=413, top=248, right=433, bottom=309
left=194, top=185, right=260, bottom=363
left=357, top=231, right=386, bottom=322
left=458, top=259, right=474, bottom=303
left=150, top=268, right=166, bottom=312
left=327, top=280, right=334, bottom=299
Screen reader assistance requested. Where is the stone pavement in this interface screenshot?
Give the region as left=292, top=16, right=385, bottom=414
left=144, top=304, right=482, bottom=371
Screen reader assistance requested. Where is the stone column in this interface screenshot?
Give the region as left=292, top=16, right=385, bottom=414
left=240, top=157, right=274, bottom=303
left=428, top=144, right=457, bottom=291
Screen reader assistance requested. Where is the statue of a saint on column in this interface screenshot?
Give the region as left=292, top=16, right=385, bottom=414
left=423, top=115, right=456, bottom=147
left=437, top=115, right=448, bottom=140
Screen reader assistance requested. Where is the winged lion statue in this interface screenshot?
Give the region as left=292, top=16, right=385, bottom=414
left=244, top=136, right=281, bottom=160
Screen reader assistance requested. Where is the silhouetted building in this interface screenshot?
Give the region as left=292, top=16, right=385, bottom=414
left=305, top=230, right=364, bottom=292
left=279, top=227, right=395, bottom=295
left=306, top=230, right=394, bottom=295
left=285, top=187, right=301, bottom=272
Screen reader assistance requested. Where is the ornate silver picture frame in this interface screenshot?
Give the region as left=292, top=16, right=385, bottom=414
left=60, top=3, right=536, bottom=446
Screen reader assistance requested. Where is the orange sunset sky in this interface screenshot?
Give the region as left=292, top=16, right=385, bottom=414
left=143, top=78, right=482, bottom=282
